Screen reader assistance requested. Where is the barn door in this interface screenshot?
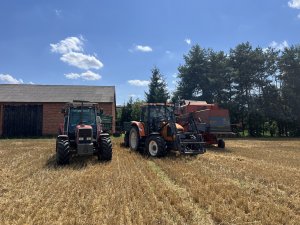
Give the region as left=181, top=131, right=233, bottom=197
left=3, top=105, right=43, bottom=137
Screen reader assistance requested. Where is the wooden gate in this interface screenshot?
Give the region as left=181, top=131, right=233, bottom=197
left=3, top=105, right=43, bottom=137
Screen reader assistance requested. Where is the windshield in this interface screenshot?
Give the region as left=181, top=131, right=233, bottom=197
left=149, top=105, right=174, bottom=121
left=69, top=107, right=96, bottom=126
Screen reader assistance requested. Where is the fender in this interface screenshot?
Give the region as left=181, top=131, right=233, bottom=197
left=57, top=135, right=68, bottom=141
left=131, top=121, right=145, bottom=137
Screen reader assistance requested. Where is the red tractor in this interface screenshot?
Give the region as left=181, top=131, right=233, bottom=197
left=56, top=100, right=112, bottom=165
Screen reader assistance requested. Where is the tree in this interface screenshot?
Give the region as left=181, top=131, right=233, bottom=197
left=175, top=45, right=211, bottom=101
left=229, top=42, right=266, bottom=135
left=120, top=97, right=133, bottom=123
left=145, top=67, right=169, bottom=103
left=131, top=98, right=144, bottom=121
left=278, top=45, right=300, bottom=136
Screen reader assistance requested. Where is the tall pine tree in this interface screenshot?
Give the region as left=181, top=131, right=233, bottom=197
left=145, top=67, right=169, bottom=103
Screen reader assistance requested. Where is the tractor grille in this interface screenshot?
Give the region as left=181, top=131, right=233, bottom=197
left=78, top=128, right=92, bottom=143
left=79, top=128, right=92, bottom=137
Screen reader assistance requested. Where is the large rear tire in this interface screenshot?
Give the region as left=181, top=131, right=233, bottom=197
left=56, top=139, right=70, bottom=165
left=98, top=137, right=112, bottom=161
left=129, top=126, right=139, bottom=151
left=145, top=135, right=167, bottom=157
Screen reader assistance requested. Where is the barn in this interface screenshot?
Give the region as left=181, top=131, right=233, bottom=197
left=0, top=84, right=116, bottom=137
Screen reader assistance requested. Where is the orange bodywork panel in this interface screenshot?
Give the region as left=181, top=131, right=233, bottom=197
left=161, top=122, right=184, bottom=142
left=131, top=121, right=146, bottom=137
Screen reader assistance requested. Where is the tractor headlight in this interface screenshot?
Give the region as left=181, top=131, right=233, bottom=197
left=78, top=137, right=84, bottom=141
left=86, top=137, right=92, bottom=141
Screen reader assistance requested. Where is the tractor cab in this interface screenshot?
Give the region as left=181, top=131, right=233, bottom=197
left=140, top=104, right=177, bottom=135
left=62, top=102, right=99, bottom=146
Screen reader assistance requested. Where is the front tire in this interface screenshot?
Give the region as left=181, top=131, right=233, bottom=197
left=129, top=126, right=139, bottom=151
left=145, top=135, right=167, bottom=157
left=56, top=139, right=70, bottom=165
left=98, top=137, right=112, bottom=161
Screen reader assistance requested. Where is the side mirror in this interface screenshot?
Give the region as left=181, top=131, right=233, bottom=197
left=96, top=116, right=102, bottom=124
left=61, top=108, right=66, bottom=114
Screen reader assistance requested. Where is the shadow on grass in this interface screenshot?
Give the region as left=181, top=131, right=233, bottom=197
left=206, top=145, right=233, bottom=154
left=45, top=154, right=110, bottom=170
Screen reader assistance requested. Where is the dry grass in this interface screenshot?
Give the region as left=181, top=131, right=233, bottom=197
left=0, top=138, right=299, bottom=224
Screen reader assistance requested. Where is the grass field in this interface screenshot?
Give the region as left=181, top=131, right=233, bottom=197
left=0, top=138, right=299, bottom=225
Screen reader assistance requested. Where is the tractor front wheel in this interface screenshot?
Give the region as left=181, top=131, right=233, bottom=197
left=56, top=139, right=70, bottom=165
left=145, top=135, right=167, bottom=157
left=98, top=137, right=112, bottom=161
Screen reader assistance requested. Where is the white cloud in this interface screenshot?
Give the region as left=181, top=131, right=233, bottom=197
left=269, top=40, right=289, bottom=51
left=128, top=79, right=150, bottom=86
left=29, top=81, right=35, bottom=85
left=134, top=45, right=153, bottom=52
left=0, top=74, right=23, bottom=84
left=50, top=36, right=84, bottom=54
left=185, top=38, right=192, bottom=45
left=288, top=0, right=300, bottom=9
left=60, top=52, right=103, bottom=70
left=65, top=70, right=101, bottom=81
left=65, top=73, right=81, bottom=79
left=81, top=70, right=101, bottom=80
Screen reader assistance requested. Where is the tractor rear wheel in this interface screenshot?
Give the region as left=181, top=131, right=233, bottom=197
left=98, top=137, right=112, bottom=161
left=56, top=139, right=70, bottom=165
left=218, top=139, right=225, bottom=148
left=129, top=126, right=139, bottom=151
left=145, top=135, right=167, bottom=157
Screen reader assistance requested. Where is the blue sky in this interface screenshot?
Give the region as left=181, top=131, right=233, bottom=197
left=0, top=0, right=299, bottom=104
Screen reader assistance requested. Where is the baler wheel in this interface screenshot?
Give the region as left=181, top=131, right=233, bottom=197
left=218, top=139, right=225, bottom=148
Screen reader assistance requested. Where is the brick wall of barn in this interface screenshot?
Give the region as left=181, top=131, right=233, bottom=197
left=42, top=103, right=65, bottom=136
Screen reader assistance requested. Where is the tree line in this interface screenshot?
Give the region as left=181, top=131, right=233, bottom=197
left=118, top=42, right=300, bottom=137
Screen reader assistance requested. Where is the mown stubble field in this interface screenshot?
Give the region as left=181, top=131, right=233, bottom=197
left=0, top=138, right=299, bottom=225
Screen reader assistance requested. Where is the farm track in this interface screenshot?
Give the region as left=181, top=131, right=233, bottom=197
left=0, top=138, right=299, bottom=224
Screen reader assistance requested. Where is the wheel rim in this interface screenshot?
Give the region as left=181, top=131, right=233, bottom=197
left=130, top=130, right=137, bottom=149
left=149, top=140, right=158, bottom=156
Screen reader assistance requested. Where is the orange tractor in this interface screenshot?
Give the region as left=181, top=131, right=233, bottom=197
left=124, top=103, right=205, bottom=157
